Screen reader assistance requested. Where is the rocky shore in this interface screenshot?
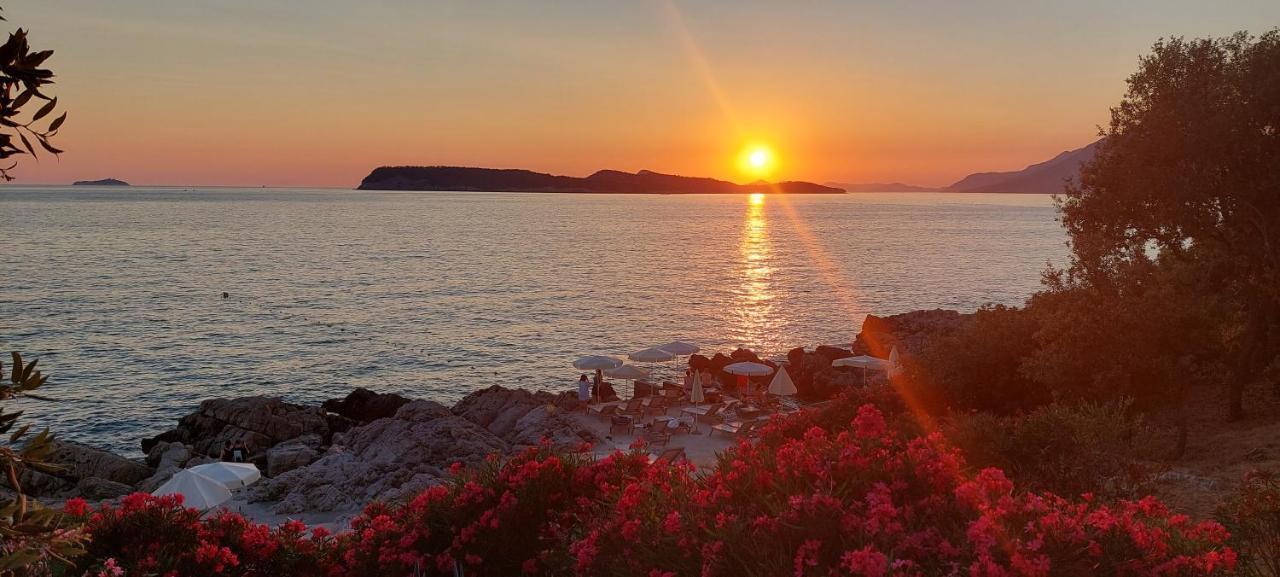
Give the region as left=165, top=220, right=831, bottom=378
left=21, top=309, right=971, bottom=518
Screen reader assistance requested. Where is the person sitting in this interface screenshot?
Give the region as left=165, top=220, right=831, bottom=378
left=577, top=374, right=592, bottom=403
left=230, top=440, right=249, bottom=463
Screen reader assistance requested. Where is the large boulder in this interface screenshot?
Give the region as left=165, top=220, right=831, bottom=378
left=76, top=477, right=134, bottom=500
left=451, top=386, right=593, bottom=446
left=252, top=400, right=506, bottom=513
left=19, top=440, right=153, bottom=498
left=853, top=309, right=971, bottom=357
left=266, top=434, right=322, bottom=477
left=141, top=396, right=333, bottom=458
left=322, top=388, right=411, bottom=423
left=51, top=440, right=152, bottom=486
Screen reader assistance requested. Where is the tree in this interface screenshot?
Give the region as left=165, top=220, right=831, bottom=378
left=0, top=6, right=64, bottom=181
left=1058, top=30, right=1280, bottom=420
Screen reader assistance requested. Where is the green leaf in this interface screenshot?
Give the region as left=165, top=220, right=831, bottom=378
left=47, top=112, right=65, bottom=132
left=10, top=352, right=22, bottom=385
left=9, top=423, right=30, bottom=443
left=31, top=97, right=56, bottom=121
left=12, top=90, right=31, bottom=109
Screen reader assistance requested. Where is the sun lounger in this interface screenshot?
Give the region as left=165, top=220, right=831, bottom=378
left=589, top=403, right=620, bottom=420
left=616, top=397, right=646, bottom=419
left=610, top=415, right=635, bottom=435
left=710, top=419, right=762, bottom=439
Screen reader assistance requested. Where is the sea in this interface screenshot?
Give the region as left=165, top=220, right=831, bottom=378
left=1, top=187, right=1067, bottom=455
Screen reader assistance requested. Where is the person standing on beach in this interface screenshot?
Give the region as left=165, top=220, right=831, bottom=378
left=219, top=440, right=232, bottom=461
left=577, top=374, right=591, bottom=402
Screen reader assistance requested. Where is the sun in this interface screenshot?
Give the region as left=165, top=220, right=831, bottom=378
left=737, top=143, right=777, bottom=179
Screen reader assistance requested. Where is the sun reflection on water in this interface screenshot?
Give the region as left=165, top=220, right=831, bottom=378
left=734, top=193, right=774, bottom=350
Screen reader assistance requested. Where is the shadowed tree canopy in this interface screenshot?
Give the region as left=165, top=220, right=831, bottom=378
left=1058, top=30, right=1280, bottom=420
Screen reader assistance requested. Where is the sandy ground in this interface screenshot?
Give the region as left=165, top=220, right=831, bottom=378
left=1150, top=380, right=1280, bottom=520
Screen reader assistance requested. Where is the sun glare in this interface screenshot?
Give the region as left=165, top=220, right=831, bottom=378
left=737, top=144, right=777, bottom=179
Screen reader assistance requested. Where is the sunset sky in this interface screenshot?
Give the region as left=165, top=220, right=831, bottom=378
left=10, top=1, right=1279, bottom=188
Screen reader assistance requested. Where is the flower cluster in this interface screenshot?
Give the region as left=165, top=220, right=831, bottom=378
left=71, top=492, right=337, bottom=576
left=67, top=405, right=1235, bottom=577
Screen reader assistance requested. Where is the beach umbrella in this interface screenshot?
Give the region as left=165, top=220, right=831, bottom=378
left=888, top=346, right=903, bottom=378
left=629, top=347, right=676, bottom=362
left=658, top=341, right=700, bottom=356
left=573, top=355, right=623, bottom=371
left=189, top=462, right=262, bottom=489
left=722, top=362, right=775, bottom=376
left=832, top=355, right=892, bottom=370
left=606, top=364, right=650, bottom=398
left=152, top=469, right=232, bottom=510
left=689, top=372, right=705, bottom=405
left=767, top=365, right=798, bottom=396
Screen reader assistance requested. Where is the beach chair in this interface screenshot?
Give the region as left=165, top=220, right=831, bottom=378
left=609, top=415, right=635, bottom=435
left=694, top=403, right=729, bottom=425
left=649, top=447, right=687, bottom=466
left=616, top=397, right=646, bottom=419
left=710, top=419, right=761, bottom=439
left=680, top=402, right=721, bottom=421
left=589, top=403, right=619, bottom=421
left=643, top=428, right=672, bottom=449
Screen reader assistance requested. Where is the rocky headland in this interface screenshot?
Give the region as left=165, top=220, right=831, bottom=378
left=71, top=178, right=129, bottom=186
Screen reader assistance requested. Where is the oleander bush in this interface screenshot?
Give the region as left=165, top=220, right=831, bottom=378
left=65, top=404, right=1237, bottom=577
left=1219, top=470, right=1280, bottom=577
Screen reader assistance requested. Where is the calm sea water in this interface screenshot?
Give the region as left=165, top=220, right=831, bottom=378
left=1, top=187, right=1066, bottom=455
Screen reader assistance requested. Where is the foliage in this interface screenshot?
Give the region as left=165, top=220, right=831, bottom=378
left=70, top=493, right=339, bottom=577
left=69, top=406, right=1238, bottom=577
left=0, top=352, right=84, bottom=576
left=1057, top=29, right=1280, bottom=419
left=0, top=6, right=64, bottom=181
left=911, top=305, right=1045, bottom=414
left=1219, top=470, right=1280, bottom=577
left=944, top=399, right=1164, bottom=498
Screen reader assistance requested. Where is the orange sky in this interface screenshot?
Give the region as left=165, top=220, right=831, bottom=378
left=7, top=1, right=1278, bottom=188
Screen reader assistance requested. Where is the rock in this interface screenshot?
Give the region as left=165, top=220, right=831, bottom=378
left=146, top=441, right=192, bottom=470
left=50, top=440, right=153, bottom=486
left=853, top=309, right=971, bottom=357
left=252, top=403, right=506, bottom=512
left=451, top=386, right=592, bottom=446
left=76, top=477, right=134, bottom=500
left=141, top=396, right=333, bottom=458
left=322, top=388, right=412, bottom=422
left=266, top=435, right=322, bottom=477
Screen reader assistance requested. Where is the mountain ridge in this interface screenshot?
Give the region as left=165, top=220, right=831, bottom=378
left=832, top=139, right=1100, bottom=194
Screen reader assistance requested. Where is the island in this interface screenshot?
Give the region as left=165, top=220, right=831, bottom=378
left=357, top=166, right=844, bottom=194
left=72, top=178, right=130, bottom=186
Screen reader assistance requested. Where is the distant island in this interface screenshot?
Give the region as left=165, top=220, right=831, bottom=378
left=830, top=139, right=1100, bottom=194
left=72, top=178, right=130, bottom=186
left=357, top=166, right=843, bottom=194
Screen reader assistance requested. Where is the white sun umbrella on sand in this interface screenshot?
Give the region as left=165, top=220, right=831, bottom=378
left=888, top=346, right=903, bottom=378
left=189, top=462, right=262, bottom=489
left=689, top=371, right=705, bottom=405
left=722, top=362, right=775, bottom=376
left=606, top=364, right=650, bottom=398
left=767, top=365, right=798, bottom=396
left=152, top=469, right=232, bottom=511
left=573, top=355, right=623, bottom=371
left=724, top=362, right=774, bottom=397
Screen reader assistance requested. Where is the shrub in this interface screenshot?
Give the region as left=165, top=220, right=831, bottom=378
left=944, top=399, right=1165, bottom=498
left=1219, top=470, right=1280, bottom=577
left=68, top=406, right=1236, bottom=577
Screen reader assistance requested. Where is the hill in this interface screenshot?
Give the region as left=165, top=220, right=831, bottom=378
left=827, top=182, right=941, bottom=193
left=357, top=166, right=843, bottom=194
left=945, top=140, right=1100, bottom=194
left=72, top=178, right=130, bottom=186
